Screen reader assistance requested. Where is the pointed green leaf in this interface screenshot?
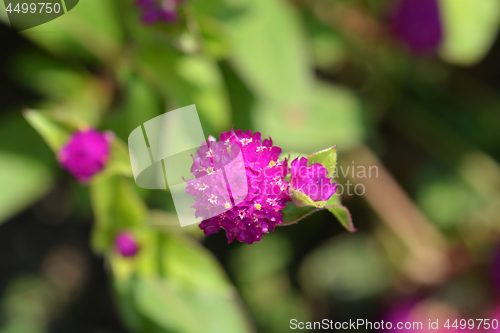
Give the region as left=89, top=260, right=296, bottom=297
left=0, top=152, right=53, bottom=223
left=307, top=145, right=337, bottom=178
left=325, top=192, right=341, bottom=206
left=223, top=0, right=313, bottom=107
left=280, top=202, right=316, bottom=224
left=439, top=0, right=500, bottom=66
left=325, top=194, right=355, bottom=232
left=23, top=109, right=71, bottom=152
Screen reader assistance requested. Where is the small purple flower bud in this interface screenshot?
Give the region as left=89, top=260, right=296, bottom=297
left=141, top=9, right=161, bottom=24
left=289, top=157, right=337, bottom=202
left=160, top=9, right=177, bottom=23
left=136, top=0, right=183, bottom=25
left=115, top=232, right=139, bottom=257
left=389, top=0, right=443, bottom=54
left=57, top=128, right=113, bottom=183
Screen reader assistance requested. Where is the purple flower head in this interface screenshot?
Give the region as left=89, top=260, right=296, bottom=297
left=389, top=0, right=443, bottom=54
left=187, top=128, right=291, bottom=244
left=136, top=0, right=184, bottom=24
left=290, top=157, right=336, bottom=202
left=115, top=232, right=139, bottom=257
left=57, top=128, right=113, bottom=183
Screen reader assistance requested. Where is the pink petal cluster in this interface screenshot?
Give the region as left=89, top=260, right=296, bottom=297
left=290, top=157, right=337, bottom=201
left=57, top=128, right=112, bottom=183
left=115, top=231, right=139, bottom=257
left=136, top=0, right=185, bottom=24
left=187, top=128, right=337, bottom=244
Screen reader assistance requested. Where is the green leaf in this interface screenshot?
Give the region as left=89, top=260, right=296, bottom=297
left=90, top=176, right=147, bottom=253
left=439, top=0, right=500, bottom=66
left=280, top=202, right=316, bottom=224
left=289, top=188, right=325, bottom=208
left=252, top=82, right=365, bottom=153
left=14, top=53, right=110, bottom=126
left=327, top=205, right=355, bottom=232
left=23, top=109, right=71, bottom=152
left=0, top=152, right=53, bottom=223
left=279, top=194, right=355, bottom=231
left=136, top=44, right=231, bottom=133
left=110, top=231, right=254, bottom=333
left=325, top=194, right=355, bottom=232
left=160, top=232, right=232, bottom=293
left=299, top=234, right=389, bottom=300
left=106, top=73, right=162, bottom=140
left=21, top=0, right=123, bottom=63
left=416, top=176, right=480, bottom=229
left=307, top=146, right=337, bottom=178
left=147, top=210, right=205, bottom=239
left=134, top=277, right=252, bottom=333
left=223, top=0, right=313, bottom=108
left=229, top=234, right=292, bottom=283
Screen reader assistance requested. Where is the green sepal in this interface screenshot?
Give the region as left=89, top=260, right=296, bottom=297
left=280, top=202, right=316, bottom=224
left=325, top=194, right=356, bottom=232
left=289, top=188, right=326, bottom=208
left=23, top=109, right=73, bottom=152
left=306, top=145, right=337, bottom=178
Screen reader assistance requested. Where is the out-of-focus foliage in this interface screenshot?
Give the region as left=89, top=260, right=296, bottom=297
left=1, top=0, right=500, bottom=332
left=111, top=230, right=254, bottom=333
left=439, top=0, right=500, bottom=65
left=0, top=151, right=52, bottom=223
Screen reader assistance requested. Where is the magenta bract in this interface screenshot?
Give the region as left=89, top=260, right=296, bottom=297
left=57, top=128, right=112, bottom=183
left=115, top=232, right=139, bottom=257
left=136, top=0, right=185, bottom=24
left=290, top=157, right=336, bottom=202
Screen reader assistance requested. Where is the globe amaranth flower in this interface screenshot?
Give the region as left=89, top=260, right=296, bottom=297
left=389, top=0, right=443, bottom=54
left=136, top=0, right=186, bottom=24
left=187, top=129, right=290, bottom=244
left=187, top=129, right=338, bottom=244
left=115, top=231, right=139, bottom=257
left=57, top=128, right=113, bottom=183
left=289, top=157, right=337, bottom=202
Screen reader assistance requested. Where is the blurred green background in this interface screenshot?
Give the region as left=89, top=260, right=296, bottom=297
left=1, top=0, right=500, bottom=332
